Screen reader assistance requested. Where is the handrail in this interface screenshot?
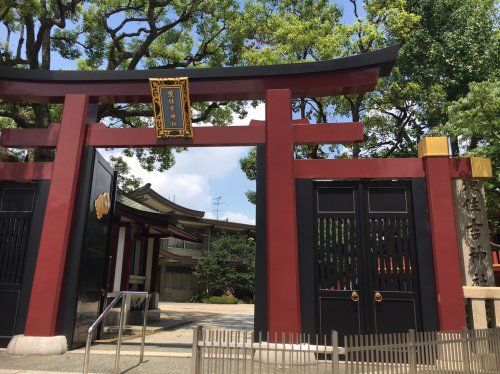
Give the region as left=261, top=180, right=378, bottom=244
left=83, top=291, right=150, bottom=374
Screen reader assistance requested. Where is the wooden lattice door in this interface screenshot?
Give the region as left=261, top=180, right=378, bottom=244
left=315, top=181, right=422, bottom=341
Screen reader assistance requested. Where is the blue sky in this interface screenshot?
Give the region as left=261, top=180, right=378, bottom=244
left=4, top=1, right=362, bottom=224
left=101, top=105, right=264, bottom=224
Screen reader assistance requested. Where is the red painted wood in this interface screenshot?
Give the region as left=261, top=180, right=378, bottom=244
left=0, top=67, right=380, bottom=104
left=1, top=122, right=364, bottom=148
left=293, top=122, right=363, bottom=144
left=87, top=125, right=266, bottom=147
left=265, top=89, right=302, bottom=335
left=0, top=124, right=59, bottom=148
left=294, top=158, right=425, bottom=179
left=0, top=162, right=53, bottom=180
left=24, top=94, right=89, bottom=336
left=424, top=157, right=466, bottom=331
left=449, top=158, right=472, bottom=179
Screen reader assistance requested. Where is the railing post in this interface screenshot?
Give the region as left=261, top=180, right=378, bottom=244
left=192, top=325, right=203, bottom=374
left=461, top=328, right=471, bottom=374
left=408, top=329, right=417, bottom=374
left=140, top=293, right=150, bottom=363
left=114, top=294, right=128, bottom=374
left=83, top=331, right=92, bottom=374
left=331, top=331, right=339, bottom=373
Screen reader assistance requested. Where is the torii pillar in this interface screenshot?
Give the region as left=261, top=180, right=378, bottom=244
left=265, top=89, right=302, bottom=334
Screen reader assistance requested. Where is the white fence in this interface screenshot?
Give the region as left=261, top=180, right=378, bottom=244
left=463, top=286, right=500, bottom=329
left=191, top=326, right=340, bottom=374
left=192, top=327, right=500, bottom=374
left=344, top=328, right=500, bottom=373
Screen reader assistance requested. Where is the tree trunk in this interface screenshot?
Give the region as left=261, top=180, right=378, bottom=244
left=0, top=147, right=19, bottom=162
left=41, top=26, right=51, bottom=70
left=450, top=137, right=460, bottom=157
left=352, top=108, right=361, bottom=159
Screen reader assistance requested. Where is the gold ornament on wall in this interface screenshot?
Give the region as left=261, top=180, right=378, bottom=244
left=94, top=192, right=111, bottom=220
left=149, top=77, right=193, bottom=139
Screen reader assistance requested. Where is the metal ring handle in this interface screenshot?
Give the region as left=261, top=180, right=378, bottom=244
left=351, top=291, right=359, bottom=302
left=374, top=292, right=383, bottom=303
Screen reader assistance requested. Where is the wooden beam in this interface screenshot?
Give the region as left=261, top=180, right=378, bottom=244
left=0, top=162, right=53, bottom=180
left=86, top=124, right=266, bottom=147
left=1, top=122, right=364, bottom=148
left=0, top=124, right=59, bottom=148
left=293, top=122, right=363, bottom=144
left=294, top=158, right=426, bottom=179
left=0, top=64, right=383, bottom=104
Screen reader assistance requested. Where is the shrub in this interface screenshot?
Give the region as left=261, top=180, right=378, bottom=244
left=194, top=233, right=255, bottom=300
left=204, top=296, right=239, bottom=304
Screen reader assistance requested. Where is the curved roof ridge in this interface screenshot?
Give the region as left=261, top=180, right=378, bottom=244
left=0, top=44, right=400, bottom=82
left=129, top=184, right=205, bottom=218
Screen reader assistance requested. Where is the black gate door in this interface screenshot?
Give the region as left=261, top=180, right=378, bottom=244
left=0, top=181, right=49, bottom=347
left=315, top=181, right=421, bottom=340
left=0, top=184, right=35, bottom=346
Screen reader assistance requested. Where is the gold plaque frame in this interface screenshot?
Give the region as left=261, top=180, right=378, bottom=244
left=149, top=77, right=193, bottom=138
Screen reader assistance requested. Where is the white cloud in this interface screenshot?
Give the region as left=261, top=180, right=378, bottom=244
left=205, top=211, right=255, bottom=225
left=104, top=103, right=264, bottom=219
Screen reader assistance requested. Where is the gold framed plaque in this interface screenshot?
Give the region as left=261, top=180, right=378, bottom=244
left=149, top=77, right=193, bottom=139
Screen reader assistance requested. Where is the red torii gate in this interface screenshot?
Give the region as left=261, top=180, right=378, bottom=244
left=0, top=45, right=477, bottom=346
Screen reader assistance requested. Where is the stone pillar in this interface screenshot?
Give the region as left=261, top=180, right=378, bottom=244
left=454, top=179, right=495, bottom=287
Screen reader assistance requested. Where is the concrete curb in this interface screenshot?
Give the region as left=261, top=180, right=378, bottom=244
left=6, top=336, right=67, bottom=356
left=67, top=349, right=191, bottom=358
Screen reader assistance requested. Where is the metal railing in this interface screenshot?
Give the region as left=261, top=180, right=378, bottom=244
left=163, top=237, right=202, bottom=250
left=83, top=291, right=150, bottom=374
left=192, top=327, right=500, bottom=374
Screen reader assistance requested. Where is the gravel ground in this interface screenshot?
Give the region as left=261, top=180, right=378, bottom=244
left=0, top=352, right=191, bottom=373
left=0, top=303, right=254, bottom=373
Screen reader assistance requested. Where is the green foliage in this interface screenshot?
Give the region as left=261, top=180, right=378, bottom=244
left=203, top=295, right=239, bottom=304
left=0, top=0, right=247, bottom=168
left=109, top=155, right=143, bottom=193
left=239, top=147, right=257, bottom=204
left=439, top=79, right=500, bottom=230
left=193, top=234, right=255, bottom=300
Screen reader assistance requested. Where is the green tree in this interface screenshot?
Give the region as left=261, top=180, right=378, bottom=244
left=394, top=0, right=499, bottom=155
left=238, top=0, right=419, bottom=202
left=109, top=155, right=143, bottom=192
left=193, top=234, right=255, bottom=300
left=0, top=0, right=245, bottom=170
left=439, top=79, right=500, bottom=231
left=239, top=0, right=498, bottom=207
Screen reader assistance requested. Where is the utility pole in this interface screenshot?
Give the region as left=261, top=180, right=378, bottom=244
left=212, top=196, right=225, bottom=220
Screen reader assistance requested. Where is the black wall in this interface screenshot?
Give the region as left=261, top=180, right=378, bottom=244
left=58, top=148, right=116, bottom=349
left=254, top=145, right=267, bottom=337
left=411, top=179, right=439, bottom=332
left=295, top=179, right=316, bottom=337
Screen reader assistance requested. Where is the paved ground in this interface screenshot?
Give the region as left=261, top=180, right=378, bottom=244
left=0, top=302, right=254, bottom=374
